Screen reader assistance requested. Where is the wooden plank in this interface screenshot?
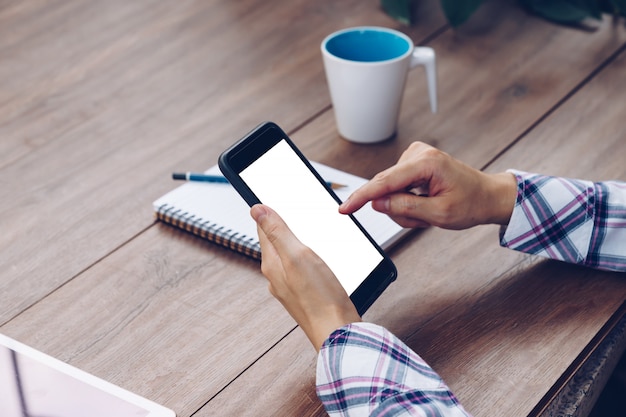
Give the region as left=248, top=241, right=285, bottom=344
left=291, top=2, right=626, bottom=179
left=0, top=0, right=445, bottom=324
left=1, top=225, right=294, bottom=415
left=200, top=10, right=626, bottom=417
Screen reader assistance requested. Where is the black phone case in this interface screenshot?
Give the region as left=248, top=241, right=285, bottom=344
left=218, top=121, right=397, bottom=315
left=219, top=122, right=334, bottom=206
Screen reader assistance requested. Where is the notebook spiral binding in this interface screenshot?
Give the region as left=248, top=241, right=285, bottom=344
left=155, top=203, right=261, bottom=260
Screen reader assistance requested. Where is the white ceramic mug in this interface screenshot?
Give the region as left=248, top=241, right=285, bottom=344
left=321, top=26, right=437, bottom=144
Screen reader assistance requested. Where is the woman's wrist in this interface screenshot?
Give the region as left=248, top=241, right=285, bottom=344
left=484, top=172, right=517, bottom=225
left=308, top=306, right=362, bottom=352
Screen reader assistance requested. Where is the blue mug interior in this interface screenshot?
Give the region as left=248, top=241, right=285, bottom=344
left=325, top=29, right=410, bottom=62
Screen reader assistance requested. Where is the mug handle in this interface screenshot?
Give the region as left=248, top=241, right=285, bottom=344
left=410, top=47, right=437, bottom=113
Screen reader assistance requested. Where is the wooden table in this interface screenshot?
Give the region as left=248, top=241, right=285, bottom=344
left=2, top=1, right=625, bottom=416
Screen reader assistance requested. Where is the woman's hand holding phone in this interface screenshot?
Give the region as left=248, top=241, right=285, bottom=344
left=219, top=122, right=397, bottom=316
left=251, top=204, right=361, bottom=351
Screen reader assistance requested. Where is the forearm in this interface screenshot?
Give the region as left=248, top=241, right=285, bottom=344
left=482, top=171, right=517, bottom=225
left=501, top=170, right=626, bottom=272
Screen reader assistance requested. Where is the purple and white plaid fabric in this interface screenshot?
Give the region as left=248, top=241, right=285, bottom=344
left=501, top=171, right=626, bottom=272
left=317, top=322, right=472, bottom=417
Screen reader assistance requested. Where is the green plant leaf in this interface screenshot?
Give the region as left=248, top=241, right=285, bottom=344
left=381, top=0, right=412, bottom=25
left=579, top=0, right=603, bottom=18
left=597, top=0, right=615, bottom=14
left=597, top=0, right=612, bottom=12
left=608, top=0, right=626, bottom=15
left=522, top=0, right=598, bottom=23
left=439, top=0, right=484, bottom=27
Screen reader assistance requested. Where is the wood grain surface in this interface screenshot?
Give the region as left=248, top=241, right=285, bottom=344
left=1, top=1, right=625, bottom=416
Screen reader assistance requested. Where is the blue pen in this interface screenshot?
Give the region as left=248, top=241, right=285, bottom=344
left=172, top=172, right=230, bottom=183
left=172, top=172, right=346, bottom=189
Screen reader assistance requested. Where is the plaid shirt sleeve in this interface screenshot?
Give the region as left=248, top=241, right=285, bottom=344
left=316, top=322, right=473, bottom=417
left=501, top=170, right=626, bottom=272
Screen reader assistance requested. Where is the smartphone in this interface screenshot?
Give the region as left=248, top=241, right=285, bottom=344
left=218, top=121, right=397, bottom=315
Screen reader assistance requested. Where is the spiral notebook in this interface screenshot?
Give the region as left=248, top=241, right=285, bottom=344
left=152, top=162, right=412, bottom=260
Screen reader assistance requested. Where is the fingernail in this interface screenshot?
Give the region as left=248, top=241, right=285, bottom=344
left=250, top=204, right=268, bottom=222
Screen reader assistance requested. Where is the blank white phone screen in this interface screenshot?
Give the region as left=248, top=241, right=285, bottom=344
left=240, top=139, right=383, bottom=295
